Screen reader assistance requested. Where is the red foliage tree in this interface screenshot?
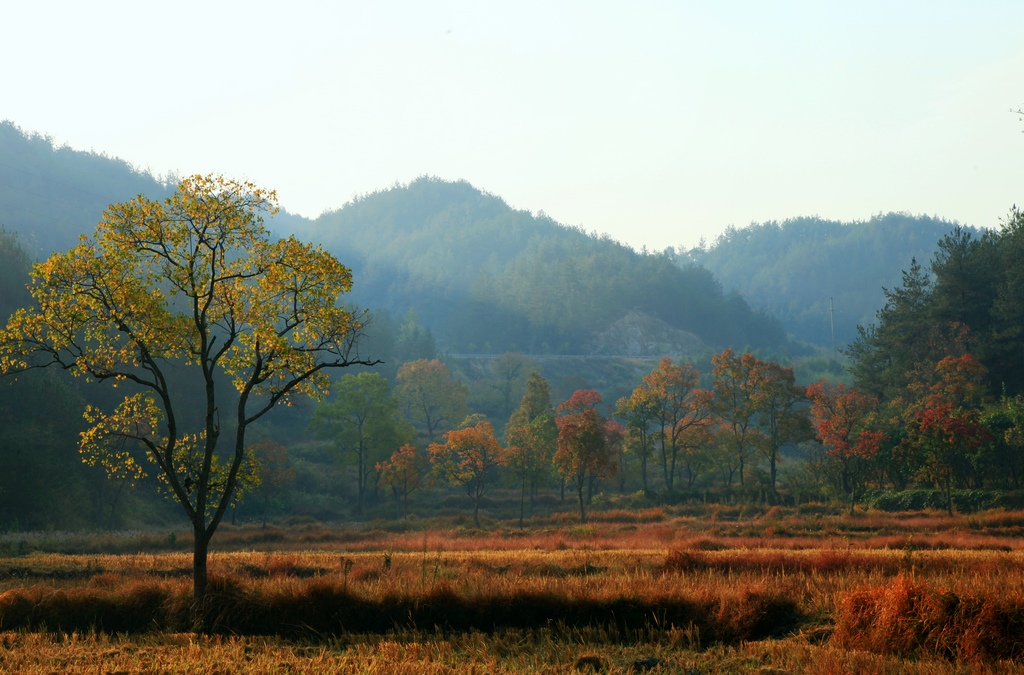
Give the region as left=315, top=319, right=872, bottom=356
left=901, top=352, right=991, bottom=515
left=806, top=380, right=887, bottom=512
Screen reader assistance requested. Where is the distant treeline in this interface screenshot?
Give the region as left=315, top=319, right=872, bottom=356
left=688, top=213, right=969, bottom=347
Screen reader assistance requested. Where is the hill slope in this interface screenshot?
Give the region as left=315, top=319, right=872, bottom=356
left=290, top=177, right=792, bottom=356
left=2, top=121, right=966, bottom=357
left=0, top=121, right=173, bottom=256
left=685, top=214, right=971, bottom=348
left=0, top=121, right=306, bottom=257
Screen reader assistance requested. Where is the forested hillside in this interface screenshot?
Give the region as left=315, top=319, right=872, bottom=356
left=687, top=214, right=968, bottom=348
left=0, top=121, right=172, bottom=256
left=292, top=178, right=791, bottom=356
left=0, top=121, right=306, bottom=257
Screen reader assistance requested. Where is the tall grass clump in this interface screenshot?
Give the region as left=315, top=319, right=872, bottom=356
left=0, top=580, right=176, bottom=633
left=0, top=570, right=805, bottom=644
left=834, top=574, right=1024, bottom=662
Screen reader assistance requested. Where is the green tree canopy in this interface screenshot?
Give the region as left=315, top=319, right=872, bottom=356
left=504, top=371, right=558, bottom=526
left=309, top=372, right=412, bottom=514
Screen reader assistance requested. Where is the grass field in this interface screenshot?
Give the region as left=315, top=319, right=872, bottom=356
left=2, top=505, right=1024, bottom=673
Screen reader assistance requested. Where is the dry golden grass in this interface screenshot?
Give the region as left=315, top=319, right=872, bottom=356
left=2, top=631, right=1023, bottom=674
left=3, top=507, right=1024, bottom=670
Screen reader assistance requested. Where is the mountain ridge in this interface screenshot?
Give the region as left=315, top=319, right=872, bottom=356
left=1, top=120, right=969, bottom=355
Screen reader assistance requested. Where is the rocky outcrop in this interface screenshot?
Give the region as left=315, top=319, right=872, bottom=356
left=590, top=311, right=706, bottom=357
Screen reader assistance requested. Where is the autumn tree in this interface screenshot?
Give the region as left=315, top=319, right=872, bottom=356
left=554, top=389, right=615, bottom=522
left=711, top=349, right=760, bottom=489
left=604, top=417, right=628, bottom=493
left=396, top=359, right=469, bottom=443
left=750, top=359, right=811, bottom=504
left=377, top=443, right=423, bottom=518
left=503, top=371, right=557, bottom=527
left=429, top=418, right=503, bottom=527
left=901, top=353, right=991, bottom=515
left=908, top=404, right=989, bottom=515
left=806, top=380, right=887, bottom=512
left=629, top=358, right=714, bottom=494
left=0, top=175, right=375, bottom=622
left=308, top=372, right=411, bottom=515
left=615, top=385, right=659, bottom=494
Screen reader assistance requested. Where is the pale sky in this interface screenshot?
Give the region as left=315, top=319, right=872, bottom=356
left=4, top=1, right=1023, bottom=251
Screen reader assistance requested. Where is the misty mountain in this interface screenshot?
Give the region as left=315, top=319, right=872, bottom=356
left=685, top=214, right=972, bottom=349
left=0, top=121, right=173, bottom=257
left=286, top=177, right=792, bottom=356
left=2, top=119, right=967, bottom=357
left=0, top=121, right=307, bottom=258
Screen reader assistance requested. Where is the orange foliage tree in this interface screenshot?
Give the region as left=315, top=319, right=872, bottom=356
left=377, top=443, right=423, bottom=519
left=428, top=419, right=503, bottom=526
left=710, top=349, right=761, bottom=489
left=630, top=357, right=714, bottom=494
left=554, top=389, right=615, bottom=522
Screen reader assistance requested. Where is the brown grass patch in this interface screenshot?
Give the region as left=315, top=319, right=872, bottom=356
left=834, top=574, right=1024, bottom=661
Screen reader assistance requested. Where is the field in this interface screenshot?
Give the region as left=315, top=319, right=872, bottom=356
left=2, top=505, right=1024, bottom=673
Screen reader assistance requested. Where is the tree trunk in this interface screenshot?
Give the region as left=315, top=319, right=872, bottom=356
left=356, top=448, right=366, bottom=516
left=944, top=471, right=953, bottom=516
left=577, top=484, right=587, bottom=522
left=660, top=444, right=671, bottom=493
left=192, top=526, right=210, bottom=630
left=667, top=447, right=678, bottom=494
left=845, top=459, right=856, bottom=515
left=640, top=453, right=648, bottom=494
left=519, top=475, right=526, bottom=528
